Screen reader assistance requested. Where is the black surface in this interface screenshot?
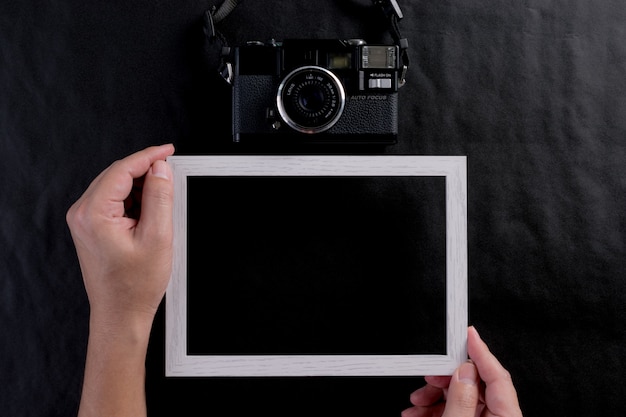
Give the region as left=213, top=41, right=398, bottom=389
left=2, top=1, right=626, bottom=416
left=186, top=176, right=446, bottom=356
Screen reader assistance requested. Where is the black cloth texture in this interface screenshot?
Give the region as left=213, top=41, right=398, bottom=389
left=2, top=1, right=626, bottom=416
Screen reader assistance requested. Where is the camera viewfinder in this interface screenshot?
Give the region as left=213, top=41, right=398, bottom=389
left=328, top=52, right=353, bottom=69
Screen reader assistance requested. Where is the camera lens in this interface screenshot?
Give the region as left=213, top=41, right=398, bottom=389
left=298, top=85, right=326, bottom=113
left=276, top=66, right=345, bottom=134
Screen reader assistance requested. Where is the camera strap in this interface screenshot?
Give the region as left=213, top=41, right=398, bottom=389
left=373, top=0, right=409, bottom=86
left=204, top=0, right=409, bottom=86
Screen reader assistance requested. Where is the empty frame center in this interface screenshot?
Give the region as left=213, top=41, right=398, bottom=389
left=186, top=176, right=446, bottom=356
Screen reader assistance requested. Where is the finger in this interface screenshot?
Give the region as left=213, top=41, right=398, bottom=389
left=409, top=383, right=445, bottom=406
left=66, top=144, right=175, bottom=251
left=440, top=361, right=480, bottom=417
left=424, top=375, right=452, bottom=389
left=91, top=144, right=175, bottom=207
left=401, top=403, right=445, bottom=417
left=135, top=159, right=174, bottom=244
left=467, top=326, right=522, bottom=416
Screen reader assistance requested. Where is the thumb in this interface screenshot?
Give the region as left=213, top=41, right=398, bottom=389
left=136, top=159, right=174, bottom=245
left=442, top=361, right=480, bottom=417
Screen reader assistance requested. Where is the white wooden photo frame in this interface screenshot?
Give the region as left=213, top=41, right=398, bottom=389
left=165, top=155, right=467, bottom=377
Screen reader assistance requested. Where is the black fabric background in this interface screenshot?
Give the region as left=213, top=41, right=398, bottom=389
left=2, top=1, right=625, bottom=416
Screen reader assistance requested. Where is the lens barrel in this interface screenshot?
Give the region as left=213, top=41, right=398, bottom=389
left=276, top=66, right=346, bottom=134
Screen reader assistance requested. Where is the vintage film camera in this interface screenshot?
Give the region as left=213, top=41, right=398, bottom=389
left=206, top=0, right=409, bottom=145
left=228, top=38, right=402, bottom=145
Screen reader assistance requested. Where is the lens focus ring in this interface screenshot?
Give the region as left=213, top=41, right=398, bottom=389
left=276, top=66, right=346, bottom=134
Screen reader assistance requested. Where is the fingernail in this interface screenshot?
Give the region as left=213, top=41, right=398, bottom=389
left=470, top=325, right=481, bottom=340
left=152, top=160, right=170, bottom=180
left=458, top=362, right=477, bottom=385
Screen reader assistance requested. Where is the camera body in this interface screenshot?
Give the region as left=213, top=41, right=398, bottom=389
left=230, top=39, right=401, bottom=145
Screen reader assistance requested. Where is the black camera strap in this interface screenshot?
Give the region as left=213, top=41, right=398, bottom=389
left=203, top=0, right=240, bottom=45
left=204, top=0, right=409, bottom=86
left=373, top=0, right=409, bottom=86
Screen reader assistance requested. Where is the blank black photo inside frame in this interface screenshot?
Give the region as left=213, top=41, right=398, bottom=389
left=165, top=155, right=467, bottom=377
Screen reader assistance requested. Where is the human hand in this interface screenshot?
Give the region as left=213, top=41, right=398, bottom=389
left=68, top=144, right=175, bottom=417
left=66, top=144, right=175, bottom=328
left=401, top=326, right=523, bottom=417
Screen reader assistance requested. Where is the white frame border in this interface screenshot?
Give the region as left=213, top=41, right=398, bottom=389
left=165, top=155, right=467, bottom=377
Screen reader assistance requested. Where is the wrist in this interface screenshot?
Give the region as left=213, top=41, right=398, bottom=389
left=88, top=307, right=156, bottom=346
left=79, top=309, right=153, bottom=417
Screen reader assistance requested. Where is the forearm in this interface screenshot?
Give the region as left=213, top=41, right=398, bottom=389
left=77, top=313, right=153, bottom=417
